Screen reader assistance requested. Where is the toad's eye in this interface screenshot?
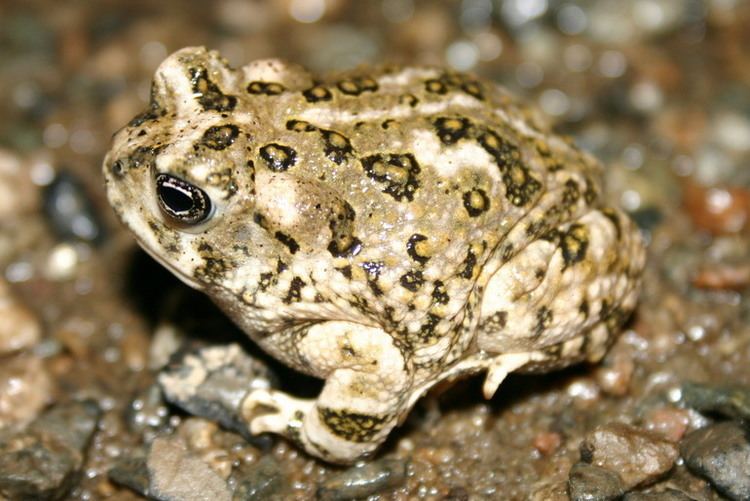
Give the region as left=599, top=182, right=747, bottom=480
left=155, top=173, right=213, bottom=226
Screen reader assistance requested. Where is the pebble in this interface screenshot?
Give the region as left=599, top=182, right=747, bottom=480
left=147, top=437, right=232, bottom=501
left=683, top=180, right=750, bottom=235
left=148, top=321, right=184, bottom=371
left=680, top=421, right=750, bottom=501
left=108, top=455, right=150, bottom=497
left=642, top=406, right=690, bottom=443
left=533, top=430, right=563, bottom=455
left=42, top=171, right=103, bottom=243
left=568, top=462, right=626, bottom=501
left=0, top=353, right=52, bottom=428
left=230, top=455, right=283, bottom=500
left=623, top=488, right=697, bottom=500
left=0, top=149, right=40, bottom=218
left=580, top=422, right=679, bottom=489
left=680, top=381, right=750, bottom=421
left=316, top=458, right=408, bottom=500
left=529, top=481, right=569, bottom=501
left=691, top=262, right=750, bottom=290
left=0, top=400, right=101, bottom=500
left=593, top=340, right=635, bottom=396
left=0, top=279, right=41, bottom=354
left=158, top=343, right=277, bottom=446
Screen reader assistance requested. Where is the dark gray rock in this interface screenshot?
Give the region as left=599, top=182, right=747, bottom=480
left=568, top=462, right=626, bottom=501
left=108, top=455, right=150, bottom=497
left=0, top=400, right=101, bottom=500
left=317, top=458, right=408, bottom=501
left=580, top=422, right=679, bottom=489
left=231, top=456, right=284, bottom=500
left=158, top=343, right=276, bottom=446
left=681, top=381, right=750, bottom=421
left=680, top=421, right=750, bottom=501
left=43, top=171, right=103, bottom=243
left=623, top=488, right=697, bottom=500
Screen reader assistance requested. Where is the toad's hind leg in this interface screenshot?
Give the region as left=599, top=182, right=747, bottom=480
left=242, top=321, right=412, bottom=463
left=475, top=207, right=645, bottom=397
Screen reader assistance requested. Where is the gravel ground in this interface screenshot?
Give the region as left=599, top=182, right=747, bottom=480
left=0, top=1, right=749, bottom=500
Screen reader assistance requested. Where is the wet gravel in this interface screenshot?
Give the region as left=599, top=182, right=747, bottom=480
left=1, top=0, right=749, bottom=499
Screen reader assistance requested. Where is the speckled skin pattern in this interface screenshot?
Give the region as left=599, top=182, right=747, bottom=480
left=103, top=47, right=646, bottom=463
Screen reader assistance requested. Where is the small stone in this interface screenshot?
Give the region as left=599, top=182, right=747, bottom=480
left=108, top=455, right=150, bottom=497
left=230, top=455, right=283, bottom=500
left=533, top=430, right=563, bottom=455
left=623, top=488, right=697, bottom=500
left=580, top=422, right=679, bottom=489
left=317, top=458, right=408, bottom=501
left=680, top=421, right=750, bottom=501
left=681, top=381, right=750, bottom=421
left=0, top=400, right=100, bottom=500
left=529, top=481, right=569, bottom=501
left=149, top=322, right=184, bottom=371
left=593, top=341, right=635, bottom=396
left=43, top=171, right=104, bottom=243
left=147, top=437, right=232, bottom=501
left=643, top=406, right=690, bottom=442
left=683, top=180, right=749, bottom=235
left=691, top=262, right=750, bottom=290
left=0, top=149, right=40, bottom=218
left=159, top=344, right=277, bottom=446
left=0, top=353, right=52, bottom=427
left=568, top=462, right=625, bottom=501
left=0, top=280, right=41, bottom=355
left=43, top=243, right=80, bottom=281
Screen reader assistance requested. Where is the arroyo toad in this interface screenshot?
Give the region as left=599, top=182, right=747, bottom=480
left=103, top=47, right=646, bottom=463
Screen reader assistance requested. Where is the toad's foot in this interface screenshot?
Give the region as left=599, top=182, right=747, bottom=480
left=241, top=388, right=314, bottom=436
left=482, top=352, right=547, bottom=399
left=244, top=321, right=413, bottom=463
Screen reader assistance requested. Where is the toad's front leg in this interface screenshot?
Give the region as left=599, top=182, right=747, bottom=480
left=242, top=321, right=412, bottom=463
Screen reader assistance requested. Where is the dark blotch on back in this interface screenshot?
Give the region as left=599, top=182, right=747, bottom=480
left=247, top=81, right=285, bottom=95
left=431, top=280, right=449, bottom=304
left=189, top=67, right=237, bottom=112
left=286, top=120, right=317, bottom=132
left=433, top=117, right=472, bottom=145
left=321, top=130, right=354, bottom=164
left=327, top=200, right=361, bottom=258
left=284, top=276, right=305, bottom=303
left=259, top=143, right=297, bottom=172
left=406, top=233, right=429, bottom=265
left=274, top=231, right=300, bottom=254
left=200, top=124, right=239, bottom=150
left=361, top=153, right=421, bottom=202
left=399, top=270, right=424, bottom=292
left=302, top=85, right=332, bottom=103
left=336, top=76, right=378, bottom=96
left=462, top=188, right=490, bottom=217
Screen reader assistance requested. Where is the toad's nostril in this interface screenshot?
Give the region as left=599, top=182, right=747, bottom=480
left=111, top=160, right=125, bottom=178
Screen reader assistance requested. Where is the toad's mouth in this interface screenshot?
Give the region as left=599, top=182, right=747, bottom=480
left=134, top=235, right=204, bottom=291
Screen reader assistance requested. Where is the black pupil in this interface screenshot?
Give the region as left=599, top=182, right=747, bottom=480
left=155, top=174, right=210, bottom=225
left=161, top=183, right=194, bottom=213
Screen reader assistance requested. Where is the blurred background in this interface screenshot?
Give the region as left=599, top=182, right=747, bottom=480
left=0, top=1, right=749, bottom=500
